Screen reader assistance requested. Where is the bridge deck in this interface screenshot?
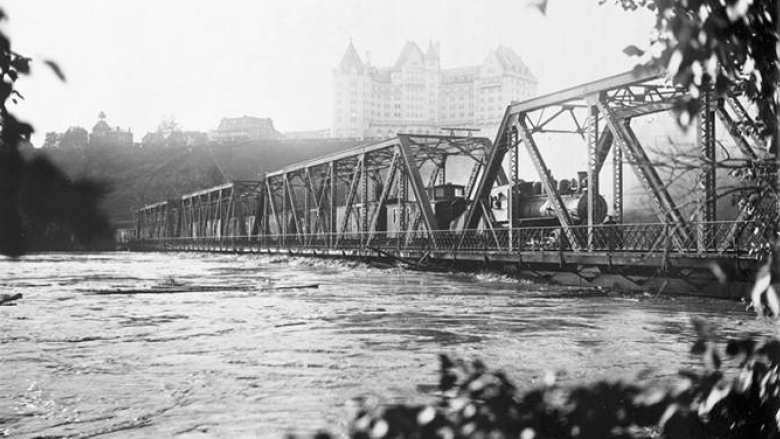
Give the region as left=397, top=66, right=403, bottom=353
left=131, top=221, right=763, bottom=297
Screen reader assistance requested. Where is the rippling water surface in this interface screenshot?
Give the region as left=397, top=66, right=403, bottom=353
left=0, top=252, right=770, bottom=438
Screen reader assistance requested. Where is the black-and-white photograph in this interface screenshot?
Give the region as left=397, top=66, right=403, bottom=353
left=1, top=0, right=779, bottom=437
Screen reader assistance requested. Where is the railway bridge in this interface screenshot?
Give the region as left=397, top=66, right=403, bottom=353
left=131, top=69, right=775, bottom=297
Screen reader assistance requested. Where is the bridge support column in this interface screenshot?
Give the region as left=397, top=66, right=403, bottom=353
left=508, top=125, right=519, bottom=252
left=697, top=85, right=717, bottom=252
left=585, top=99, right=599, bottom=251
left=329, top=161, right=336, bottom=249
left=613, top=139, right=623, bottom=223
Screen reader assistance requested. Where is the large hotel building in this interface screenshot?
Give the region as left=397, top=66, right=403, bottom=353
left=332, top=41, right=538, bottom=139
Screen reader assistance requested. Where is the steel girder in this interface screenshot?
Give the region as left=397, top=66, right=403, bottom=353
left=613, top=140, right=623, bottom=223
left=465, top=68, right=728, bottom=253
left=176, top=181, right=263, bottom=239
left=137, top=201, right=171, bottom=239
left=598, top=99, right=692, bottom=250
left=711, top=92, right=770, bottom=252
left=697, top=87, right=717, bottom=251
left=517, top=116, right=582, bottom=251
left=262, top=134, right=491, bottom=246
left=586, top=103, right=599, bottom=250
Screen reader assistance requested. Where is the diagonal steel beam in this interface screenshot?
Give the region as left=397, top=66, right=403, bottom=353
left=398, top=136, right=438, bottom=248
left=266, top=181, right=281, bottom=235
left=723, top=93, right=765, bottom=152
left=593, top=128, right=613, bottom=175
left=305, top=167, right=320, bottom=238
left=312, top=166, right=332, bottom=238
left=336, top=154, right=364, bottom=244
left=463, top=126, right=512, bottom=230
left=409, top=165, right=441, bottom=235
left=517, top=117, right=582, bottom=251
left=597, top=99, right=691, bottom=250
left=716, top=101, right=760, bottom=160
left=366, top=150, right=400, bottom=246
left=283, top=174, right=301, bottom=239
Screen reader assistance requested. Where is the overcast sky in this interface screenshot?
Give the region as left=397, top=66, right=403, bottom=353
left=1, top=0, right=655, bottom=143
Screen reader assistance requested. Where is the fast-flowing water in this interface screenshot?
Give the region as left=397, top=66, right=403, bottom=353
left=0, top=252, right=770, bottom=438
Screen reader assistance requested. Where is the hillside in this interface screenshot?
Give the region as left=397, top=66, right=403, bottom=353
left=31, top=139, right=364, bottom=227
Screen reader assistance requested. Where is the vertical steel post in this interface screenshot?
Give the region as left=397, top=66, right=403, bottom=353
left=586, top=102, right=599, bottom=251
left=697, top=85, right=717, bottom=252
left=329, top=161, right=337, bottom=248
left=361, top=155, right=368, bottom=238
left=613, top=140, right=623, bottom=223
left=508, top=125, right=518, bottom=251
left=438, top=156, right=446, bottom=186
left=400, top=170, right=408, bottom=234
left=304, top=169, right=310, bottom=241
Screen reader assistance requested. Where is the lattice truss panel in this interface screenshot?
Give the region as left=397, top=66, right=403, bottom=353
left=261, top=134, right=492, bottom=245
left=462, top=68, right=770, bottom=253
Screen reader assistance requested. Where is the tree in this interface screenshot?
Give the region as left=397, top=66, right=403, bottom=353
left=42, top=131, right=61, bottom=149
left=605, top=0, right=777, bottom=148
left=59, top=126, right=88, bottom=150
left=600, top=0, right=779, bottom=314
left=0, top=9, right=110, bottom=256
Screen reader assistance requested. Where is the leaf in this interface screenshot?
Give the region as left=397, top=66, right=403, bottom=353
left=11, top=56, right=29, bottom=74
left=691, top=340, right=707, bottom=355
left=702, top=345, right=722, bottom=371
left=766, top=285, right=780, bottom=317
left=623, top=45, right=646, bottom=57
left=692, top=318, right=713, bottom=340
left=43, top=60, right=66, bottom=82
left=529, top=0, right=548, bottom=14
left=726, top=339, right=756, bottom=357
left=750, top=264, right=772, bottom=314
left=759, top=340, right=780, bottom=364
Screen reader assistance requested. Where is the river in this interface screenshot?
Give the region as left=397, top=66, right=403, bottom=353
left=0, top=252, right=769, bottom=438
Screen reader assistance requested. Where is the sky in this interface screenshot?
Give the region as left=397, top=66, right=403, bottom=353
left=1, top=0, right=656, bottom=144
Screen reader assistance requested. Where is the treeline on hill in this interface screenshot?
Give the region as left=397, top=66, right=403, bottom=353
left=26, top=139, right=364, bottom=229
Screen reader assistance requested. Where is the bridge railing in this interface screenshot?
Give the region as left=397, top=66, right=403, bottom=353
left=130, top=220, right=767, bottom=258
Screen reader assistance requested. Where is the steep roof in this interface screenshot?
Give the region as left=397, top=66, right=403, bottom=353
left=394, top=41, right=425, bottom=69
left=337, top=40, right=365, bottom=74
left=494, top=45, right=537, bottom=81
left=425, top=41, right=440, bottom=62
left=92, top=120, right=111, bottom=133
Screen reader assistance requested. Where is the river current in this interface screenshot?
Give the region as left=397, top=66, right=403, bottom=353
left=0, top=252, right=770, bottom=438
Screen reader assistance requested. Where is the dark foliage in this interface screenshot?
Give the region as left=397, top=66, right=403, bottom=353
left=35, top=138, right=364, bottom=226
left=603, top=0, right=778, bottom=150
left=299, top=319, right=780, bottom=439
left=0, top=8, right=111, bottom=256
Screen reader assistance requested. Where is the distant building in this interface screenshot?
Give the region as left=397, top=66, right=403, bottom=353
left=182, top=131, right=209, bottom=146
left=282, top=129, right=331, bottom=140
left=210, top=116, right=280, bottom=142
left=332, top=41, right=538, bottom=139
left=89, top=112, right=133, bottom=148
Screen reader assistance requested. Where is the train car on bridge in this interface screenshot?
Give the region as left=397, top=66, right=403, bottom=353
left=131, top=69, right=773, bottom=297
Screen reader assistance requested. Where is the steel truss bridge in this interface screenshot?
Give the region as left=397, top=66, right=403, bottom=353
left=133, top=69, right=774, bottom=296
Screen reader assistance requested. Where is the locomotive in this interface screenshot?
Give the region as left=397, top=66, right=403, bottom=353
left=488, top=171, right=608, bottom=228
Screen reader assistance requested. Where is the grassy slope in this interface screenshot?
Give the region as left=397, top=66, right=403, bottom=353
left=33, top=139, right=364, bottom=226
